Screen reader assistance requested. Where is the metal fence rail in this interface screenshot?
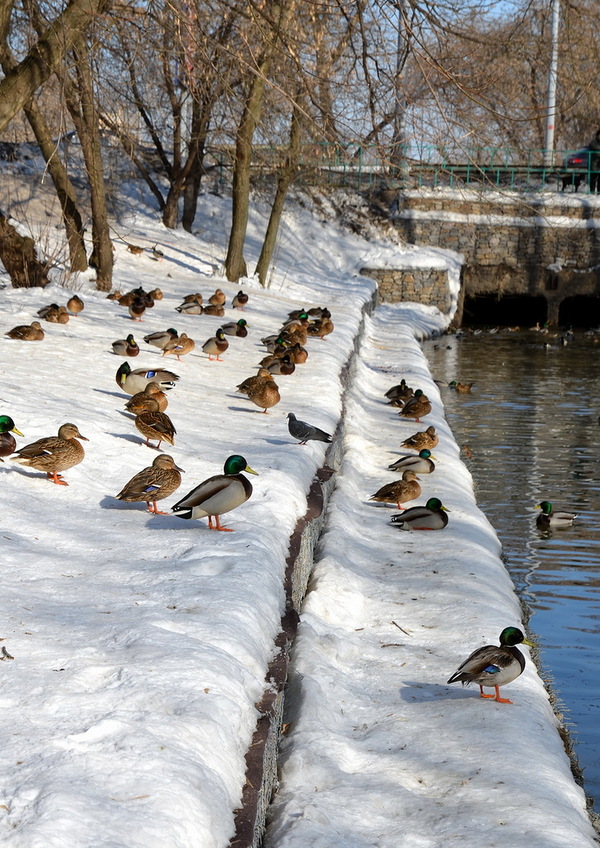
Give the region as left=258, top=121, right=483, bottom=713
left=207, top=144, right=597, bottom=193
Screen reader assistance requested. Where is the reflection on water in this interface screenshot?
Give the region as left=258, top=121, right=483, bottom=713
left=424, top=329, right=600, bottom=810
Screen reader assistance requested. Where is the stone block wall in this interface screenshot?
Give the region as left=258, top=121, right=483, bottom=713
left=360, top=267, right=451, bottom=312
left=391, top=193, right=600, bottom=323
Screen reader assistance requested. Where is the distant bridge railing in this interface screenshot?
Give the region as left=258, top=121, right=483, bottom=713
left=207, top=144, right=595, bottom=193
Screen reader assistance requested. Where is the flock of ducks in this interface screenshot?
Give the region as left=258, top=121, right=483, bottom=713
left=3, top=285, right=336, bottom=532
left=375, top=372, right=578, bottom=703
left=3, top=284, right=576, bottom=701
left=367, top=378, right=449, bottom=530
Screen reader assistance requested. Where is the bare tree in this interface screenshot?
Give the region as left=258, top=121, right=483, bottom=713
left=0, top=0, right=112, bottom=133
left=224, top=0, right=296, bottom=282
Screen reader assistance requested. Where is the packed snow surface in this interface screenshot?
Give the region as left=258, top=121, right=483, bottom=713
left=0, top=186, right=595, bottom=847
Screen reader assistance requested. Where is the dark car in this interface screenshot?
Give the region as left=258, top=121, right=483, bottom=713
left=560, top=147, right=593, bottom=191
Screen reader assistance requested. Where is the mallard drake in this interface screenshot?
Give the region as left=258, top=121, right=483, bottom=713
left=390, top=497, right=449, bottom=530
left=281, top=309, right=309, bottom=332
left=535, top=500, right=577, bottom=530
left=116, top=362, right=179, bottom=395
left=128, top=296, right=147, bottom=321
left=369, top=470, right=421, bottom=509
left=447, top=626, right=533, bottom=704
left=112, top=334, right=140, bottom=356
left=247, top=375, right=280, bottom=413
left=385, top=379, right=413, bottom=402
left=398, top=389, right=431, bottom=422
left=172, top=454, right=258, bottom=531
left=125, top=382, right=169, bottom=415
left=449, top=380, right=473, bottom=393
left=0, top=415, right=24, bottom=461
left=388, top=449, right=436, bottom=474
left=162, top=333, right=195, bottom=360
left=222, top=319, right=249, bottom=338
left=401, top=425, right=438, bottom=452
left=202, top=328, right=228, bottom=361
left=261, top=334, right=288, bottom=352
left=134, top=410, right=176, bottom=449
left=115, top=454, right=183, bottom=514
left=67, top=294, right=84, bottom=315
left=266, top=354, right=295, bottom=376
left=5, top=321, right=45, bottom=341
left=143, top=328, right=179, bottom=350
left=232, top=290, right=248, bottom=310
left=151, top=245, right=164, bottom=262
left=287, top=413, right=332, bottom=445
left=208, top=288, right=226, bottom=307
left=12, top=422, right=87, bottom=485
left=175, top=299, right=203, bottom=315
left=202, top=304, right=225, bottom=317
left=236, top=369, right=272, bottom=395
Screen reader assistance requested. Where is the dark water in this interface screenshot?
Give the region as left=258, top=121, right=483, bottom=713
left=423, top=329, right=600, bottom=810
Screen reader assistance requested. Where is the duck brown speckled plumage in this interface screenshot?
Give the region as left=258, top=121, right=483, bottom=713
left=12, top=422, right=87, bottom=484
left=208, top=288, right=226, bottom=307
left=134, top=410, right=176, bottom=449
left=398, top=389, right=432, bottom=423
left=247, top=375, right=280, bottom=414
left=125, top=382, right=169, bottom=415
left=115, top=454, right=183, bottom=514
left=67, top=294, right=85, bottom=315
left=369, top=469, right=421, bottom=509
left=401, top=425, right=439, bottom=452
left=6, top=321, right=45, bottom=341
left=162, top=333, right=195, bottom=360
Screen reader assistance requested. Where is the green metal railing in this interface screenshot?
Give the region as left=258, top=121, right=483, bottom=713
left=208, top=143, right=596, bottom=193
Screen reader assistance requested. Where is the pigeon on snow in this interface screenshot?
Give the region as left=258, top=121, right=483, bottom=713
left=287, top=412, right=332, bottom=445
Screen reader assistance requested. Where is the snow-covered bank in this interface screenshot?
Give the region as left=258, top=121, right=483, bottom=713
left=264, top=305, right=598, bottom=848
left=0, top=185, right=596, bottom=847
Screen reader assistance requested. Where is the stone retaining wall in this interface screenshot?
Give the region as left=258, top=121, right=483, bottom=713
left=390, top=192, right=600, bottom=324
left=360, top=267, right=451, bottom=312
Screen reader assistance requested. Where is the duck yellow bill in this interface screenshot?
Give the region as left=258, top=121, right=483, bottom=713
left=12, top=427, right=24, bottom=437
left=245, top=464, right=259, bottom=475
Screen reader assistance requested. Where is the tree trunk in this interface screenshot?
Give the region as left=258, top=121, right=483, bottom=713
left=225, top=0, right=294, bottom=282
left=0, top=0, right=111, bottom=133
left=67, top=39, right=113, bottom=290
left=255, top=92, right=304, bottom=286
left=0, top=211, right=50, bottom=287
left=0, top=9, right=88, bottom=272
left=24, top=103, right=88, bottom=272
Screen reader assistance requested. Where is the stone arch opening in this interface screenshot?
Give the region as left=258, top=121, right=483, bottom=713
left=558, top=296, right=600, bottom=328
left=462, top=294, right=547, bottom=327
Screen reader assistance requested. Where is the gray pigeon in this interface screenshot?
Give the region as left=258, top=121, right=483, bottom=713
left=287, top=412, right=332, bottom=445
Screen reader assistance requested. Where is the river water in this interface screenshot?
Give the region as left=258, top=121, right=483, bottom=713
left=423, top=328, right=600, bottom=811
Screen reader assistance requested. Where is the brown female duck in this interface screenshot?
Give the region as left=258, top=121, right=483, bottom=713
left=12, top=422, right=87, bottom=484
left=115, top=454, right=183, bottom=514
left=134, top=410, right=176, bottom=450
left=369, top=469, right=421, bottom=509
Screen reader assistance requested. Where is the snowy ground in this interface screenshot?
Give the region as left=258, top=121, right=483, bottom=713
left=0, top=184, right=597, bottom=847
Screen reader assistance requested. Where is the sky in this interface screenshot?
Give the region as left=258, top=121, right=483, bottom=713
left=0, top=179, right=597, bottom=848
